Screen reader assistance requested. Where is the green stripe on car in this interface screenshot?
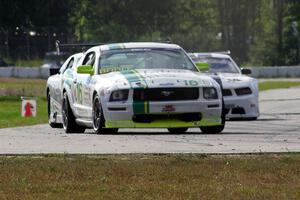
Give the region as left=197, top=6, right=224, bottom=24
left=120, top=69, right=149, bottom=114
left=120, top=70, right=148, bottom=88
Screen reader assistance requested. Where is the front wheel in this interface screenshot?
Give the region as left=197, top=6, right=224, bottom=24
left=62, top=92, right=85, bottom=133
left=200, top=125, right=225, bottom=134
left=92, top=94, right=118, bottom=134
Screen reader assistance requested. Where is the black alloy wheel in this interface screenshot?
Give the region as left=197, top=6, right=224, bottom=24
left=62, top=92, right=85, bottom=133
left=93, top=94, right=118, bottom=134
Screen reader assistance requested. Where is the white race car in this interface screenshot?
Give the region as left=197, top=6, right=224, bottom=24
left=47, top=42, right=225, bottom=134
left=189, top=53, right=259, bottom=120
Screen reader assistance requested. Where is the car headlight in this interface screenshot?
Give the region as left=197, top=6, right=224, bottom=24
left=109, top=89, right=129, bottom=101
left=235, top=87, right=252, bottom=96
left=203, top=87, right=218, bottom=99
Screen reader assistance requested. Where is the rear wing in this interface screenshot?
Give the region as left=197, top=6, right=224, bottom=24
left=55, top=40, right=105, bottom=55
left=211, top=50, right=231, bottom=55
left=55, top=39, right=174, bottom=55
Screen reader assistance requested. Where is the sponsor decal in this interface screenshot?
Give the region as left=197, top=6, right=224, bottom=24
left=159, top=82, right=174, bottom=86
left=162, top=105, right=175, bottom=112
left=100, top=65, right=133, bottom=74
left=226, top=78, right=242, bottom=82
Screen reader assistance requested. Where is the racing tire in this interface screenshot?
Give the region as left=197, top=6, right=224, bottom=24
left=62, top=92, right=85, bottom=133
left=93, top=94, right=118, bottom=134
left=167, top=128, right=188, bottom=134
left=200, top=125, right=225, bottom=134
left=47, top=91, right=63, bottom=128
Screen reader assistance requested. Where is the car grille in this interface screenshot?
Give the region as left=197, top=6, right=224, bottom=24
left=232, top=107, right=246, bottom=114
left=133, top=88, right=199, bottom=101
left=235, top=87, right=252, bottom=96
left=222, top=89, right=232, bottom=96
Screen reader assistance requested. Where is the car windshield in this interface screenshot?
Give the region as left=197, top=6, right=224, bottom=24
left=99, top=48, right=196, bottom=73
left=193, top=57, right=240, bottom=74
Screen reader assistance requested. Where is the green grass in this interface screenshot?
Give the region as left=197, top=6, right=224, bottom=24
left=0, top=97, right=47, bottom=128
left=259, top=81, right=300, bottom=91
left=0, top=154, right=299, bottom=200
left=0, top=78, right=47, bottom=128
left=5, top=58, right=43, bottom=67
left=0, top=78, right=46, bottom=96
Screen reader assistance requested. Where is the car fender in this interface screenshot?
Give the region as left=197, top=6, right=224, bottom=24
left=62, top=81, right=75, bottom=112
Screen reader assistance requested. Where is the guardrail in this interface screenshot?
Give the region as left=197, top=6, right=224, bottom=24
left=0, top=67, right=50, bottom=79
left=1, top=66, right=300, bottom=79
left=249, top=66, right=300, bottom=78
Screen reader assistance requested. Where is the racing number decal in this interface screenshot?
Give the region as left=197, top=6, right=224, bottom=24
left=76, top=83, right=83, bottom=104
left=184, top=80, right=198, bottom=86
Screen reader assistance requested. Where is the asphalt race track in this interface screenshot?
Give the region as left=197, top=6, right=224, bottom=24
left=0, top=87, right=300, bottom=154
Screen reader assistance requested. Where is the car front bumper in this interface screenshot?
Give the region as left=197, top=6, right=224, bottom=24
left=103, top=100, right=223, bottom=128
left=224, top=93, right=259, bottom=120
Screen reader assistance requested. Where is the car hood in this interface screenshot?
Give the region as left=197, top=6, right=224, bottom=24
left=213, top=73, right=257, bottom=88
left=96, top=69, right=218, bottom=90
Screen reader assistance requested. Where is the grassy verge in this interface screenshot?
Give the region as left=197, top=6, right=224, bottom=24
left=0, top=78, right=47, bottom=128
left=0, top=97, right=47, bottom=128
left=0, top=154, right=299, bottom=200
left=4, top=58, right=43, bottom=67
left=259, top=81, right=300, bottom=91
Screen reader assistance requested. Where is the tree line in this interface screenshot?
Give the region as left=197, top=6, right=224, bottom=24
left=0, top=0, right=300, bottom=66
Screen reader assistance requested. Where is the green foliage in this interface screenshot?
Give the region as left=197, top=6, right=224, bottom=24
left=70, top=0, right=180, bottom=42
left=247, top=1, right=278, bottom=66
left=2, top=0, right=300, bottom=66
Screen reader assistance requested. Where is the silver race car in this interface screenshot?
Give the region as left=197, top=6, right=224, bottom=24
left=47, top=43, right=225, bottom=134
left=189, top=53, right=259, bottom=120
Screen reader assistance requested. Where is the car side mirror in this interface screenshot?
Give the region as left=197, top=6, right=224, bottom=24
left=241, top=68, right=252, bottom=75
left=77, top=65, right=94, bottom=75
left=195, top=62, right=210, bottom=72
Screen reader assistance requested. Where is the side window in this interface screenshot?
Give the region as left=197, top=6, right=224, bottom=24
left=60, top=58, right=74, bottom=74
left=59, top=57, right=70, bottom=74
left=82, top=52, right=96, bottom=66
left=66, top=58, right=74, bottom=70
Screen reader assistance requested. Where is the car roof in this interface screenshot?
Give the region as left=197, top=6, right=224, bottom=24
left=98, top=42, right=181, bottom=51
left=189, top=52, right=231, bottom=59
